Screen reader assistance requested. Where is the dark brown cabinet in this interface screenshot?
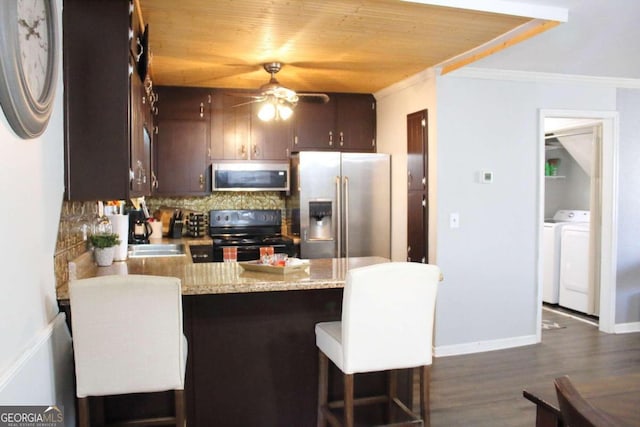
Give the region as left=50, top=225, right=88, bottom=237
left=250, top=103, right=292, bottom=160
left=130, top=64, right=151, bottom=196
left=154, top=86, right=212, bottom=195
left=211, top=91, right=291, bottom=161
left=63, top=0, right=150, bottom=200
left=292, top=93, right=376, bottom=152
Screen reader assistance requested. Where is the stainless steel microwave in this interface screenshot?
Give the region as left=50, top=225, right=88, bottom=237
left=212, top=161, right=289, bottom=191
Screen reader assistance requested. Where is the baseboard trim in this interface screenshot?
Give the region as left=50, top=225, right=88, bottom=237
left=434, top=334, right=538, bottom=358
left=0, top=313, right=67, bottom=391
left=614, top=321, right=640, bottom=334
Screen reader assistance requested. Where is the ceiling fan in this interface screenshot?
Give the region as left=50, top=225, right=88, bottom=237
left=230, top=62, right=330, bottom=121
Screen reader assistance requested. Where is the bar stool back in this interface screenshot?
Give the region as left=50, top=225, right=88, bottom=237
left=315, top=262, right=440, bottom=427
left=70, top=274, right=187, bottom=427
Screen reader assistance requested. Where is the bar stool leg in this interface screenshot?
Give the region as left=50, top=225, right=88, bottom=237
left=77, top=397, right=90, bottom=427
left=344, top=373, right=354, bottom=427
left=420, top=365, right=431, bottom=427
left=388, top=369, right=398, bottom=423
left=318, top=351, right=329, bottom=427
left=175, top=389, right=186, bottom=427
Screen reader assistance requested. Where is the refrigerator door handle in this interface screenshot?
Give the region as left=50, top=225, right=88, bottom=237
left=335, top=175, right=342, bottom=257
left=343, top=176, right=349, bottom=258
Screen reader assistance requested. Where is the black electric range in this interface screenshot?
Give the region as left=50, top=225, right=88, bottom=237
left=207, top=209, right=295, bottom=262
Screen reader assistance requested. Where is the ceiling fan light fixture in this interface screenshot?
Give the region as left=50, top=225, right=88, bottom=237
left=277, top=103, right=294, bottom=120
left=258, top=101, right=276, bottom=121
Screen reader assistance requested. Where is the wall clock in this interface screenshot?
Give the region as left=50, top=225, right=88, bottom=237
left=0, top=0, right=58, bottom=139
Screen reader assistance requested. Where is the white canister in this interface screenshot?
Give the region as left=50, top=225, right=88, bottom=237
left=107, top=214, right=129, bottom=261
left=149, top=220, right=163, bottom=241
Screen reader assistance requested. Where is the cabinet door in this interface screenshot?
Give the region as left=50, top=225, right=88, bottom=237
left=212, top=92, right=251, bottom=160
left=156, top=120, right=209, bottom=195
left=63, top=0, right=132, bottom=200
left=130, top=71, right=151, bottom=196
left=155, top=86, right=211, bottom=195
left=336, top=94, right=376, bottom=152
left=292, top=100, right=336, bottom=151
left=157, top=87, right=212, bottom=121
left=250, top=103, right=292, bottom=160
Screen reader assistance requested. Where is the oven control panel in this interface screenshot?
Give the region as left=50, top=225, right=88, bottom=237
left=209, top=209, right=282, bottom=227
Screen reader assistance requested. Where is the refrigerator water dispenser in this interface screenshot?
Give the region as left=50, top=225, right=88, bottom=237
left=308, top=201, right=333, bottom=240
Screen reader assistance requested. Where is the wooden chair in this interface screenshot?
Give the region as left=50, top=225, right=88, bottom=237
left=315, top=262, right=440, bottom=427
left=70, top=275, right=188, bottom=427
left=554, top=375, right=629, bottom=427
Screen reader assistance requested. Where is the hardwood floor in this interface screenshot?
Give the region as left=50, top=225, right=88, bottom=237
left=426, top=309, right=640, bottom=426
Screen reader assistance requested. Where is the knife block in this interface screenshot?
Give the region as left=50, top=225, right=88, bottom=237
left=169, top=218, right=183, bottom=238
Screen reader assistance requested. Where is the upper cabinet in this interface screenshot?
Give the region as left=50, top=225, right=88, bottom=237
left=211, top=91, right=291, bottom=161
left=154, top=86, right=212, bottom=195
left=292, top=93, right=376, bottom=152
left=63, top=0, right=151, bottom=200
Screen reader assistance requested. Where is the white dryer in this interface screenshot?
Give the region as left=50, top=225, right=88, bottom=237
left=559, top=222, right=594, bottom=314
left=543, top=210, right=590, bottom=304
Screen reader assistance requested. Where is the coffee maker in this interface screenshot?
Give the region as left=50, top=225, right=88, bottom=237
left=128, top=210, right=152, bottom=244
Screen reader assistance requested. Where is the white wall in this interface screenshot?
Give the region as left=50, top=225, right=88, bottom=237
left=615, top=88, right=640, bottom=323
left=0, top=0, right=75, bottom=420
left=376, top=69, right=438, bottom=263
left=377, top=69, right=621, bottom=354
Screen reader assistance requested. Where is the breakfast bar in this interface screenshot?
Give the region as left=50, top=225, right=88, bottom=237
left=58, top=252, right=395, bottom=426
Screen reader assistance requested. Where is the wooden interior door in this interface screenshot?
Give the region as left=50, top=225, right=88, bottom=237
left=407, top=110, right=428, bottom=263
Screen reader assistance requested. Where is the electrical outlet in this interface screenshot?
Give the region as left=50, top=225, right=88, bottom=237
left=450, top=212, right=460, bottom=229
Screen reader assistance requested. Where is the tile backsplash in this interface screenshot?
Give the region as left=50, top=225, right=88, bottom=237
left=55, top=201, right=96, bottom=291
left=145, top=191, right=286, bottom=214
left=54, top=192, right=288, bottom=290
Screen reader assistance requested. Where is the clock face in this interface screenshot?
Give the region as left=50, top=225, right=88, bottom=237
left=16, top=0, right=49, bottom=101
left=0, top=0, right=57, bottom=138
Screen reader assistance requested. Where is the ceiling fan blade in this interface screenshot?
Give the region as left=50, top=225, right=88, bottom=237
left=298, top=93, right=330, bottom=104
left=224, top=91, right=264, bottom=100
left=231, top=99, right=262, bottom=108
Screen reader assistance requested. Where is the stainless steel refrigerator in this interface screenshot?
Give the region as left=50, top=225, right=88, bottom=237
left=288, top=151, right=390, bottom=259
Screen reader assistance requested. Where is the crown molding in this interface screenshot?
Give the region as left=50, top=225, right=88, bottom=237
left=374, top=67, right=438, bottom=101
left=446, top=67, right=640, bottom=89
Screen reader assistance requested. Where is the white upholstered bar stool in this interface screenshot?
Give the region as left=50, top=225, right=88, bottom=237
left=69, top=275, right=188, bottom=427
left=315, top=262, right=440, bottom=427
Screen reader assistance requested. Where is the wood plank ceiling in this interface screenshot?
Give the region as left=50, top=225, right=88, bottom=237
left=138, top=0, right=537, bottom=93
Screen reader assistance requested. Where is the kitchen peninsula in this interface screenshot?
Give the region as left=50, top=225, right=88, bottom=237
left=58, top=251, right=392, bottom=426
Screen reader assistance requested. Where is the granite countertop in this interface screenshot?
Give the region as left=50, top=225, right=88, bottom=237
left=57, top=240, right=388, bottom=300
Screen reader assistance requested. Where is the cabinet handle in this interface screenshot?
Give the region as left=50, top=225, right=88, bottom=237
left=199, top=174, right=204, bottom=189
left=142, top=95, right=146, bottom=105
left=408, top=171, right=412, bottom=186
left=294, top=136, right=298, bottom=145
left=199, top=102, right=204, bottom=118
left=241, top=144, right=247, bottom=159
left=408, top=245, right=411, bottom=253
left=154, top=125, right=158, bottom=135
left=253, top=144, right=259, bottom=158
left=339, top=131, right=344, bottom=147
left=151, top=171, right=159, bottom=190
left=329, top=131, right=333, bottom=146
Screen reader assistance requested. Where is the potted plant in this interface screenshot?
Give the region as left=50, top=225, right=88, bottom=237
left=89, top=233, right=121, bottom=266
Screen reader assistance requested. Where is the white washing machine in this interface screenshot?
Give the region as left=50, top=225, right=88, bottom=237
left=543, top=210, right=590, bottom=304
left=559, top=222, right=593, bottom=314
